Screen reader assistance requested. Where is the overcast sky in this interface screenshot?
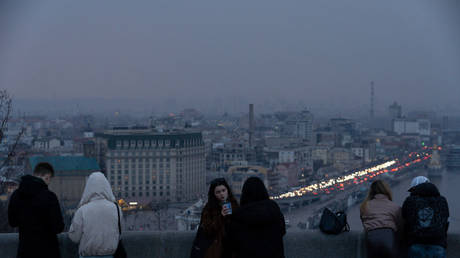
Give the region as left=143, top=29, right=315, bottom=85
left=0, top=0, right=459, bottom=116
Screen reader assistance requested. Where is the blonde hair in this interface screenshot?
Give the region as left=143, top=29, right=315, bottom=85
left=360, top=180, right=392, bottom=214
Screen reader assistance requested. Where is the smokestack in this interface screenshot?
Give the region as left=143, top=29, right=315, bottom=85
left=249, top=104, right=254, bottom=148
left=370, top=81, right=375, bottom=128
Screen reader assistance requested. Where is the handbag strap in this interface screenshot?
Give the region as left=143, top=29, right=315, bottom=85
left=115, top=202, right=121, bottom=234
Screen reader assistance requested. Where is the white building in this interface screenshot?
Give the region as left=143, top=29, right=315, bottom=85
left=393, top=119, right=431, bottom=136
left=33, top=138, right=62, bottom=151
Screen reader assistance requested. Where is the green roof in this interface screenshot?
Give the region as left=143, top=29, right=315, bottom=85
left=28, top=156, right=100, bottom=172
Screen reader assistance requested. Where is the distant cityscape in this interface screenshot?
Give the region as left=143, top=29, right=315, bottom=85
left=1, top=98, right=460, bottom=232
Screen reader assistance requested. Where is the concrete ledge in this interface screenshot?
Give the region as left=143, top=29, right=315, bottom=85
left=1, top=231, right=459, bottom=258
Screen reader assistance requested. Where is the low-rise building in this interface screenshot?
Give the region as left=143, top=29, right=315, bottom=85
left=33, top=137, right=62, bottom=151
left=393, top=119, right=431, bottom=136
left=26, top=156, right=100, bottom=208
left=226, top=165, right=268, bottom=197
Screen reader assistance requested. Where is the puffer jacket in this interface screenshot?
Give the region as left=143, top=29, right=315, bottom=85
left=68, top=172, right=122, bottom=257
left=360, top=194, right=404, bottom=232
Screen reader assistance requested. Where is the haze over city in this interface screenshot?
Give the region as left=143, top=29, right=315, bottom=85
left=1, top=1, right=460, bottom=257
left=1, top=0, right=459, bottom=116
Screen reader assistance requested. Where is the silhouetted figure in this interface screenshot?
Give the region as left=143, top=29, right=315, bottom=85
left=225, top=177, right=286, bottom=258
left=402, top=176, right=449, bottom=258
left=8, top=163, right=64, bottom=258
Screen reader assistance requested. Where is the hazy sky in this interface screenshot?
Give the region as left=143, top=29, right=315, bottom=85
left=0, top=0, right=459, bottom=115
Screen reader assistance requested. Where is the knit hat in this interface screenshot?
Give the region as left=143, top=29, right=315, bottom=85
left=409, top=176, right=430, bottom=191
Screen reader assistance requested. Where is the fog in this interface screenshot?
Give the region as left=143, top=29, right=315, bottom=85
left=1, top=0, right=459, bottom=115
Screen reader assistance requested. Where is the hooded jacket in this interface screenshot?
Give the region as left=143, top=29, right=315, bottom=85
left=225, top=177, right=286, bottom=258
left=68, top=172, right=122, bottom=257
left=8, top=175, right=64, bottom=258
left=402, top=182, right=449, bottom=248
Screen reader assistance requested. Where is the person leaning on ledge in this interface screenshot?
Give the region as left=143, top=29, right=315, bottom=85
left=8, top=162, right=65, bottom=258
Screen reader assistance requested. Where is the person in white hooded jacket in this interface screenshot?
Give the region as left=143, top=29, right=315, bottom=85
left=69, top=172, right=122, bottom=258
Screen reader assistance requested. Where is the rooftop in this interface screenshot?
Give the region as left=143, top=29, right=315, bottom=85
left=28, top=156, right=100, bottom=172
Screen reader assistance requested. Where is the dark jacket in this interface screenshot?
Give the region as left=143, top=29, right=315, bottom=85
left=8, top=175, right=65, bottom=258
left=190, top=225, right=216, bottom=258
left=402, top=182, right=449, bottom=248
left=225, top=199, right=286, bottom=258
left=191, top=200, right=239, bottom=258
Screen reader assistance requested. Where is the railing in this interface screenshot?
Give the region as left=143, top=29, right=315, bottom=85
left=1, top=231, right=459, bottom=258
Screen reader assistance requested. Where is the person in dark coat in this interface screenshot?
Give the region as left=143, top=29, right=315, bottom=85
left=224, top=177, right=286, bottom=258
left=190, top=178, right=239, bottom=258
left=8, top=162, right=65, bottom=258
left=402, top=176, right=449, bottom=258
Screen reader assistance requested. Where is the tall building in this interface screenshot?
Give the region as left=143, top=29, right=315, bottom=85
left=284, top=110, right=314, bottom=144
left=442, top=116, right=449, bottom=130
left=95, top=127, right=206, bottom=204
left=370, top=82, right=375, bottom=128
left=249, top=104, right=254, bottom=148
left=388, top=101, right=402, bottom=119
left=446, top=146, right=460, bottom=170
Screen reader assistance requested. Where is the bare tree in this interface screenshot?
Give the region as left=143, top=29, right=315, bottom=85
left=0, top=90, right=25, bottom=170
left=0, top=90, right=25, bottom=233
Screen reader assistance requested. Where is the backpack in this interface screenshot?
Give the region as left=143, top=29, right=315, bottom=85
left=411, top=196, right=448, bottom=240
left=319, top=208, right=350, bottom=234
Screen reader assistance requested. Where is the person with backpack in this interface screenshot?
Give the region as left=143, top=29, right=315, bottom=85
left=68, top=172, right=123, bottom=258
left=224, top=177, right=286, bottom=258
left=402, top=176, right=449, bottom=258
left=8, top=162, right=65, bottom=258
left=190, top=178, right=239, bottom=258
left=360, top=180, right=404, bottom=258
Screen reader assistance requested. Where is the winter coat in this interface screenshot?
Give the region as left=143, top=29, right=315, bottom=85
left=225, top=199, right=286, bottom=258
left=190, top=225, right=215, bottom=258
left=360, top=194, right=404, bottom=232
left=191, top=201, right=239, bottom=258
left=8, top=175, right=64, bottom=258
left=402, top=182, right=449, bottom=248
left=68, top=172, right=122, bottom=257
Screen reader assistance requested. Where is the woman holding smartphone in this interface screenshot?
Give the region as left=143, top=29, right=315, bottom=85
left=190, top=178, right=239, bottom=258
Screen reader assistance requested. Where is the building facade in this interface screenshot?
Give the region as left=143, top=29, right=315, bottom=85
left=283, top=110, right=314, bottom=144
left=388, top=101, right=402, bottom=119
left=392, top=119, right=431, bottom=136
left=95, top=128, right=206, bottom=205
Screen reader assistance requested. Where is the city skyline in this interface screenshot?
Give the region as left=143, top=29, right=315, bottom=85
left=2, top=0, right=460, bottom=246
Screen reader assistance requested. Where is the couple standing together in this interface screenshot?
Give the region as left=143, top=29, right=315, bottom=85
left=360, top=177, right=449, bottom=258
left=191, top=177, right=286, bottom=258
left=8, top=162, right=123, bottom=258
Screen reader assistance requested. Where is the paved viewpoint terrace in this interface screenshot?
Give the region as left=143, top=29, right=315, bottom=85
left=1, top=231, right=459, bottom=258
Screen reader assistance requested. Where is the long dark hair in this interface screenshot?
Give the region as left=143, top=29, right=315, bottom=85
left=240, top=177, right=269, bottom=206
left=201, top=178, right=238, bottom=234
left=360, top=180, right=393, bottom=214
